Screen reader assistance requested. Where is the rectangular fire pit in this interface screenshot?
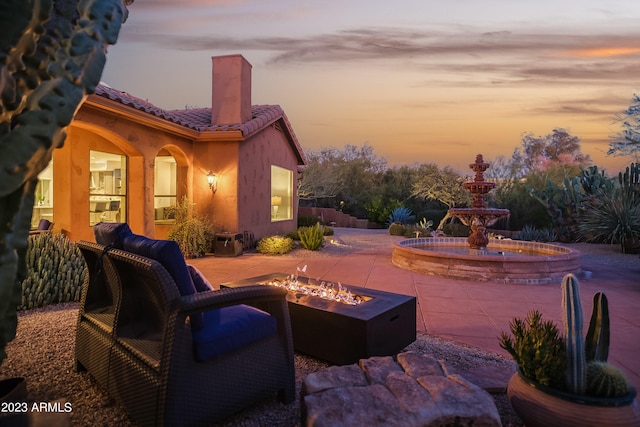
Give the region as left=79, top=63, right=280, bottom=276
left=220, top=273, right=416, bottom=365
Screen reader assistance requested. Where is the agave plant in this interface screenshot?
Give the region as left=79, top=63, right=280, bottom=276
left=386, top=207, right=415, bottom=227
left=578, top=188, right=640, bottom=253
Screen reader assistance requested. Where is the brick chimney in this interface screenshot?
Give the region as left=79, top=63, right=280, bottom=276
left=211, top=54, right=252, bottom=126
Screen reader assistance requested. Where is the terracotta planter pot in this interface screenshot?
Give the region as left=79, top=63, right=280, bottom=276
left=507, top=372, right=640, bottom=427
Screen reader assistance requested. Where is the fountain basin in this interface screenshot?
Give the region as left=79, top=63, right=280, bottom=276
left=392, top=237, right=581, bottom=284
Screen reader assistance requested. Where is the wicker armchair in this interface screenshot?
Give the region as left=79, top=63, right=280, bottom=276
left=76, top=235, right=295, bottom=426
left=29, top=218, right=53, bottom=235
left=75, top=241, right=122, bottom=389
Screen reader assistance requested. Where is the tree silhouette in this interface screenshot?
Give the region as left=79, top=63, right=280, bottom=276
left=608, top=93, right=640, bottom=160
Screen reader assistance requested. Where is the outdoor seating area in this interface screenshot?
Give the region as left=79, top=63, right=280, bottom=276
left=75, top=223, right=295, bottom=426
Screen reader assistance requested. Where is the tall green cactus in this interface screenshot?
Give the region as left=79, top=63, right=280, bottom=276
left=20, top=233, right=87, bottom=310
left=561, top=273, right=587, bottom=394
left=618, top=163, right=639, bottom=190
left=0, top=0, right=132, bottom=365
left=585, top=292, right=610, bottom=362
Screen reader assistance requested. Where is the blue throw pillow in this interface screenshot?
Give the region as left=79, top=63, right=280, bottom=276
left=187, top=264, right=214, bottom=292
left=94, top=222, right=132, bottom=249
left=122, top=234, right=197, bottom=297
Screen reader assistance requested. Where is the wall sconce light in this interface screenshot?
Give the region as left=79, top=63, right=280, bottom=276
left=207, top=171, right=217, bottom=193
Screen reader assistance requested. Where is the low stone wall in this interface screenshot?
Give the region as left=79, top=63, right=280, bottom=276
left=301, top=351, right=501, bottom=427
left=298, top=207, right=381, bottom=229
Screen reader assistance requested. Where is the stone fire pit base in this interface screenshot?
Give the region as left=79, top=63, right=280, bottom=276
left=301, top=351, right=501, bottom=427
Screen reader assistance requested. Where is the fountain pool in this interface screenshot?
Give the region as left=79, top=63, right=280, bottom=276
left=392, top=154, right=581, bottom=283
left=392, top=237, right=580, bottom=284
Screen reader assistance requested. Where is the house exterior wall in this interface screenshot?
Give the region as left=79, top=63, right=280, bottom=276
left=192, top=139, right=241, bottom=235
left=237, top=124, right=299, bottom=240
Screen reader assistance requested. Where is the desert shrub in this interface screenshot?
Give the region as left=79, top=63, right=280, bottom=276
left=323, top=226, right=334, bottom=236
left=298, top=222, right=325, bottom=251
left=168, top=197, right=214, bottom=258
left=256, top=235, right=296, bottom=255
left=366, top=197, right=402, bottom=225
left=388, top=223, right=406, bottom=236
left=20, top=233, right=87, bottom=310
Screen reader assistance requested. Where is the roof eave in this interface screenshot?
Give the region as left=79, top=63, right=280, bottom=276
left=83, top=95, right=244, bottom=142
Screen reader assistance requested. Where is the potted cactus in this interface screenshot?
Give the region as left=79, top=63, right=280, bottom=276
left=499, top=274, right=639, bottom=427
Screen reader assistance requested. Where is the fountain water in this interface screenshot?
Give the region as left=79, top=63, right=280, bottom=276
left=392, top=154, right=581, bottom=284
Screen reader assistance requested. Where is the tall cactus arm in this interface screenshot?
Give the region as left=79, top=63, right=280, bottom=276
left=585, top=292, right=610, bottom=362
left=561, top=273, right=587, bottom=394
left=0, top=0, right=132, bottom=365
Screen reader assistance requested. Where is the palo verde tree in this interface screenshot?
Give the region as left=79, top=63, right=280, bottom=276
left=411, top=163, right=471, bottom=229
left=0, top=0, right=132, bottom=364
left=608, top=92, right=640, bottom=161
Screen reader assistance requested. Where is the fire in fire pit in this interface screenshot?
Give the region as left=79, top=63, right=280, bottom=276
left=264, top=265, right=367, bottom=305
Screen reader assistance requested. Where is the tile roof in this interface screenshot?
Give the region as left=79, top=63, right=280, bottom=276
left=94, top=84, right=306, bottom=163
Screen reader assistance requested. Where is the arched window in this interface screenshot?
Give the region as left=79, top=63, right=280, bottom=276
left=32, top=160, right=53, bottom=229
left=154, top=150, right=177, bottom=223
left=89, top=150, right=127, bottom=226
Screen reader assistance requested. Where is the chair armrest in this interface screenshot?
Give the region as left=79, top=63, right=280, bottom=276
left=175, top=285, right=288, bottom=315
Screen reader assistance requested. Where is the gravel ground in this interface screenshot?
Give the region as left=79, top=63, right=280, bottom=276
left=2, top=303, right=520, bottom=426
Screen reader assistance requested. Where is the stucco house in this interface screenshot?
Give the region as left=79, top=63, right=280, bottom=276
left=32, top=54, right=306, bottom=245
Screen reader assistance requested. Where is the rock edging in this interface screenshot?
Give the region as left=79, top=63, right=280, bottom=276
left=301, top=351, right=501, bottom=427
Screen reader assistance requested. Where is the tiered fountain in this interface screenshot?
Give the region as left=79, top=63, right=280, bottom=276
left=392, top=154, right=581, bottom=284
left=448, top=154, right=510, bottom=251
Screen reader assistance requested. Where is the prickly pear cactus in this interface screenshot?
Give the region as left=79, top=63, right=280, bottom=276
left=20, top=233, right=87, bottom=310
left=0, top=0, right=132, bottom=364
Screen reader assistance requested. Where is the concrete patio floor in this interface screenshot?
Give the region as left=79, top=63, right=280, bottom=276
left=189, top=227, right=640, bottom=392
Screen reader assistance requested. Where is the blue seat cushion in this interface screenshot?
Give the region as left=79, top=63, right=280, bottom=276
left=122, top=234, right=197, bottom=297
left=94, top=222, right=132, bottom=249
left=191, top=305, right=277, bottom=361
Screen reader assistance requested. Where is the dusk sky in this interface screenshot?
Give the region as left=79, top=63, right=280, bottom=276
left=101, top=0, right=640, bottom=175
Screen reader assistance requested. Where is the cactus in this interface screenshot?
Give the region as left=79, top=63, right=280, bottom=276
left=586, top=361, right=630, bottom=398
left=585, top=292, right=610, bottom=362
left=499, top=310, right=567, bottom=389
left=388, top=223, right=407, bottom=236
left=618, top=163, right=640, bottom=190
left=386, top=207, right=415, bottom=226
left=561, top=274, right=587, bottom=394
left=20, top=233, right=87, bottom=310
